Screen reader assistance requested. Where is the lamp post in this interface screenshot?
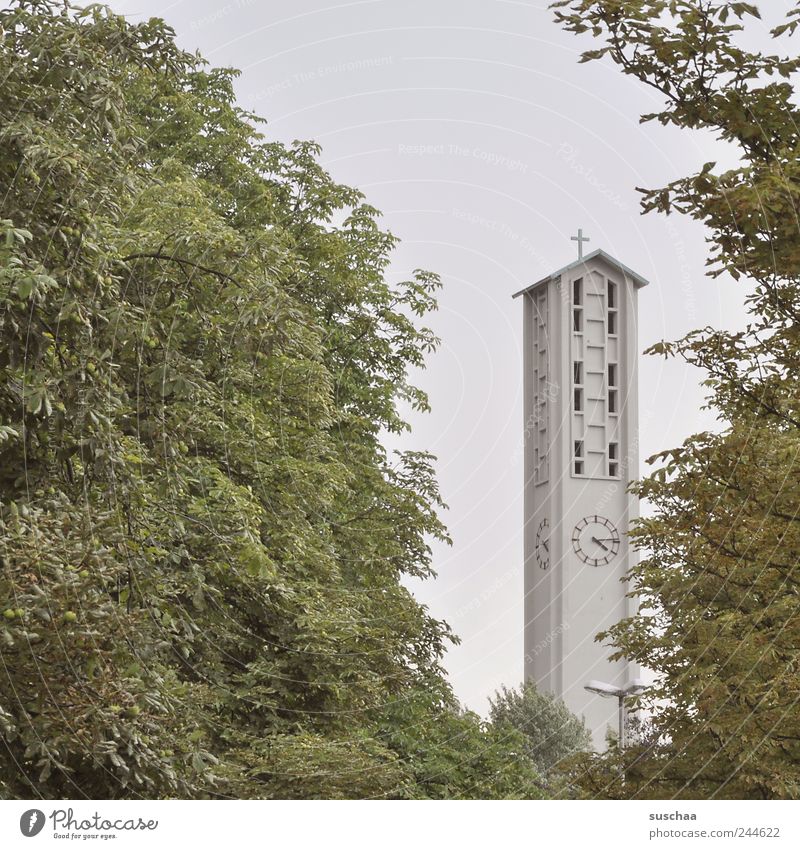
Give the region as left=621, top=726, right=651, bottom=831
left=584, top=678, right=648, bottom=748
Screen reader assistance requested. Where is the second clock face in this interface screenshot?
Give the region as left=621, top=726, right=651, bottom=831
left=572, top=515, right=620, bottom=566
left=535, top=518, right=550, bottom=570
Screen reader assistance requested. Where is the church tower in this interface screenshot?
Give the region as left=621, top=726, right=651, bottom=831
left=514, top=235, right=648, bottom=748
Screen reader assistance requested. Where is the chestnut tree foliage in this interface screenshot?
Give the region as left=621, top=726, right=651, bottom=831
left=0, top=1, right=544, bottom=799
left=553, top=0, right=800, bottom=798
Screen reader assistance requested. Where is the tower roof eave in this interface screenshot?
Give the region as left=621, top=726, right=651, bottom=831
left=511, top=248, right=650, bottom=299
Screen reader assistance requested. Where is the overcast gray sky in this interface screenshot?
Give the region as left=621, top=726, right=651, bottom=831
left=109, top=0, right=788, bottom=713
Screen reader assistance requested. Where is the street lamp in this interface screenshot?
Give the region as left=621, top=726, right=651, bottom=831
left=584, top=678, right=648, bottom=748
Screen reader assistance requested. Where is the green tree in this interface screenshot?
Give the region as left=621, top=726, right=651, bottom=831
left=489, top=682, right=592, bottom=786
left=0, top=0, right=543, bottom=799
left=553, top=0, right=800, bottom=798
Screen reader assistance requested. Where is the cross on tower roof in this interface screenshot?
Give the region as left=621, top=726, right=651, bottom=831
left=571, top=228, right=590, bottom=259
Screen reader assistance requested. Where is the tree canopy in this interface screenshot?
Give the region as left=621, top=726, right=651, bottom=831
left=0, top=0, right=543, bottom=799
left=553, top=0, right=800, bottom=798
left=489, top=681, right=592, bottom=790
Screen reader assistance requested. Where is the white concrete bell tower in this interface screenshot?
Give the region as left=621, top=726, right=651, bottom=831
left=514, top=236, right=648, bottom=749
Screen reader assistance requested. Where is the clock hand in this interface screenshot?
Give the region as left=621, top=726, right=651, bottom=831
left=591, top=536, right=609, bottom=552
left=542, top=540, right=549, bottom=552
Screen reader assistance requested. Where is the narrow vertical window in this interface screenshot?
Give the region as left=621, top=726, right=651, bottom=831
left=573, top=278, right=583, bottom=333
left=609, top=442, right=618, bottom=460
left=609, top=461, right=619, bottom=477
left=608, top=389, right=617, bottom=413
left=608, top=362, right=617, bottom=387
left=574, top=387, right=583, bottom=411
left=574, top=439, right=584, bottom=475
left=574, top=361, right=583, bottom=385
left=607, top=279, right=618, bottom=336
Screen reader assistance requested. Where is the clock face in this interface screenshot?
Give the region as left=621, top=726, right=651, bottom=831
left=535, top=518, right=550, bottom=570
left=572, top=515, right=620, bottom=566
